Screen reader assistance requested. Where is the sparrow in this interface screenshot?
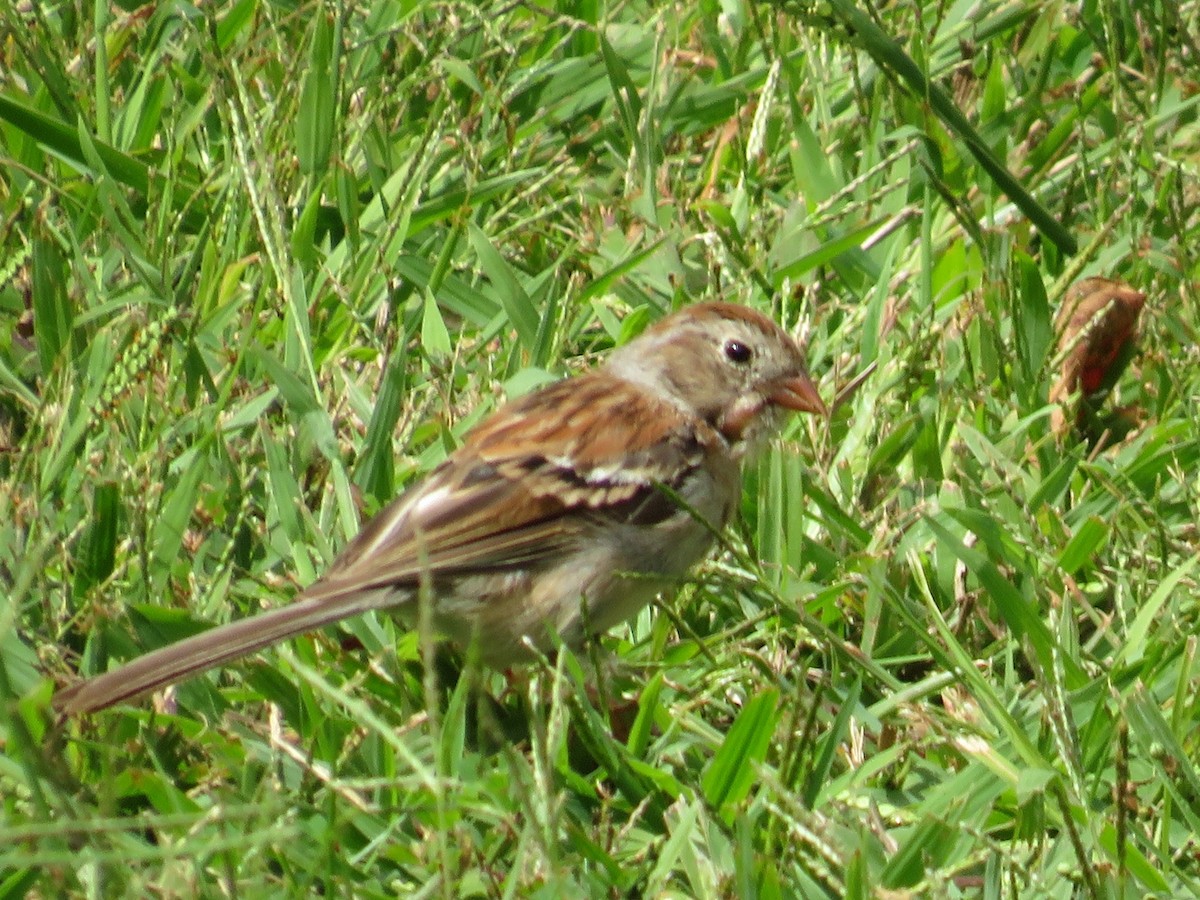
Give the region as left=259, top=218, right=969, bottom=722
left=1049, top=277, right=1146, bottom=437
left=55, top=302, right=825, bottom=715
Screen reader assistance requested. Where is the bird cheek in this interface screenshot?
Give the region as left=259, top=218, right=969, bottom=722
left=717, top=396, right=763, bottom=442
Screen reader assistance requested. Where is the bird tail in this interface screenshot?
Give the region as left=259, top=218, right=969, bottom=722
left=54, top=585, right=398, bottom=716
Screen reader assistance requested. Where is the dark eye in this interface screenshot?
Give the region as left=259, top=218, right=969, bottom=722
left=724, top=339, right=753, bottom=364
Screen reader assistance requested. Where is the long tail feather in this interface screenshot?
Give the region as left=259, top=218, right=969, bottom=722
left=54, top=586, right=399, bottom=716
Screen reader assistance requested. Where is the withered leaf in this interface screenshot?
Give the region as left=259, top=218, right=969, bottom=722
left=1049, top=277, right=1146, bottom=438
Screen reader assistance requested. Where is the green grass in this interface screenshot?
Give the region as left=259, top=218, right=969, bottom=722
left=3, top=0, right=1200, bottom=896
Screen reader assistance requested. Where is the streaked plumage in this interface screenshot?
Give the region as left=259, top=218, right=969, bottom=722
left=55, top=302, right=824, bottom=715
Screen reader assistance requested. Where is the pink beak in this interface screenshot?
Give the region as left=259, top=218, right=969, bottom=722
left=768, top=371, right=826, bottom=417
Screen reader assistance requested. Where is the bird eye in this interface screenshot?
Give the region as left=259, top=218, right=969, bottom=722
left=724, top=339, right=753, bottom=364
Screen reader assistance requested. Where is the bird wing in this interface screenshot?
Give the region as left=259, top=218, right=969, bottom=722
left=310, top=372, right=717, bottom=596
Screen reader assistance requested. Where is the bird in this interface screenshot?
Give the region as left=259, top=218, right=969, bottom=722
left=55, top=302, right=825, bottom=715
left=1049, top=277, right=1146, bottom=437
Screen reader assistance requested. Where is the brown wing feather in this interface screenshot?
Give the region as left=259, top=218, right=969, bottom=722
left=310, top=372, right=716, bottom=596
left=55, top=373, right=718, bottom=715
